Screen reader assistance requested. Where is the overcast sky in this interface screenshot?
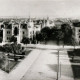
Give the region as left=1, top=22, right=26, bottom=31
left=0, top=0, right=80, bottom=18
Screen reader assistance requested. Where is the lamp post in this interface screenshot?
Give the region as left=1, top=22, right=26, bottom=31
left=8, top=53, right=10, bottom=73
left=56, top=50, right=59, bottom=80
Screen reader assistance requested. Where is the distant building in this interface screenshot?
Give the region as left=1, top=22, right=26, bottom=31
left=42, top=18, right=55, bottom=28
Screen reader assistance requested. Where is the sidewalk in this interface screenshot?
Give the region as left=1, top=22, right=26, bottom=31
left=8, top=49, right=42, bottom=80
left=0, top=69, right=8, bottom=80
left=21, top=50, right=74, bottom=80
left=59, top=51, right=74, bottom=80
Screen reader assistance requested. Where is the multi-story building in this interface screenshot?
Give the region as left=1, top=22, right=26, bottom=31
left=0, top=18, right=55, bottom=44
left=2, top=19, right=35, bottom=43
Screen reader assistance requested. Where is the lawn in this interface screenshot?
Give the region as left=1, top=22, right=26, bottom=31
left=1, top=60, right=20, bottom=73
left=68, top=50, right=80, bottom=79
left=0, top=50, right=31, bottom=73
left=72, top=65, right=80, bottom=79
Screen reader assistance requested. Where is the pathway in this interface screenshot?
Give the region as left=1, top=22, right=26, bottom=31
left=21, top=49, right=74, bottom=80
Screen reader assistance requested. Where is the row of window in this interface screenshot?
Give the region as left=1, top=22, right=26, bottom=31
left=6, top=31, right=34, bottom=35
left=23, top=31, right=32, bottom=34
left=7, top=37, right=10, bottom=40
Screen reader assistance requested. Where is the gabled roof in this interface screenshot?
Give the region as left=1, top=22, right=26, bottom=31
left=5, top=24, right=12, bottom=29
left=21, top=23, right=27, bottom=29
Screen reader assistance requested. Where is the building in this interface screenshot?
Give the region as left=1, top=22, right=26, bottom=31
left=73, top=22, right=80, bottom=45
left=2, top=19, right=35, bottom=43
left=1, top=18, right=55, bottom=44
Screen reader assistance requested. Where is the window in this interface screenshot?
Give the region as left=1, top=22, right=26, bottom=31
left=79, top=41, right=80, bottom=45
left=33, top=31, right=34, bottom=34
left=7, top=37, right=8, bottom=40
left=79, top=30, right=80, bottom=32
left=7, top=31, right=10, bottom=34
left=36, top=26, right=38, bottom=28
left=7, top=37, right=10, bottom=40
left=79, top=35, right=80, bottom=38
left=9, top=31, right=10, bottom=34
left=7, top=31, right=8, bottom=34
left=30, top=32, right=32, bottom=34
left=23, top=31, right=25, bottom=34
left=28, top=26, right=31, bottom=28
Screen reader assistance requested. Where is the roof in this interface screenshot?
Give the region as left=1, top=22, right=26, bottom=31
left=73, top=22, right=80, bottom=27
left=21, top=23, right=27, bottom=29
left=5, top=24, right=12, bottom=29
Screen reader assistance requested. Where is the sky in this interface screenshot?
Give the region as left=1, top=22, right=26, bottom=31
left=0, top=0, right=80, bottom=18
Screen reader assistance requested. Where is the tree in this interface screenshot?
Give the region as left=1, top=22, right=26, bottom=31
left=41, top=27, right=50, bottom=42
left=55, top=30, right=64, bottom=45
left=61, top=23, right=74, bottom=45
left=11, top=43, right=20, bottom=61
left=0, top=57, right=5, bottom=68
left=3, top=44, right=12, bottom=53
left=10, top=35, right=17, bottom=43
left=50, top=27, right=58, bottom=40
left=10, top=36, right=21, bottom=61
left=21, top=37, right=30, bottom=44
left=36, top=32, right=43, bottom=43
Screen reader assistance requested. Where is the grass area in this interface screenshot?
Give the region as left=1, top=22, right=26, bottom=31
left=1, top=60, right=20, bottom=73
left=0, top=50, right=31, bottom=73
left=68, top=50, right=80, bottom=79
left=72, top=65, right=80, bottom=79
left=25, top=50, right=31, bottom=55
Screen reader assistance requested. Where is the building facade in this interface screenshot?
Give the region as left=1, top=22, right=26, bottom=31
left=0, top=18, right=55, bottom=44
left=2, top=20, right=34, bottom=43
left=75, top=27, right=80, bottom=45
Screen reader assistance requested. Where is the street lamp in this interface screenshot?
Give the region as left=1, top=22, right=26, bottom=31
left=56, top=45, right=76, bottom=80
left=8, top=53, right=10, bottom=73
left=56, top=50, right=59, bottom=80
